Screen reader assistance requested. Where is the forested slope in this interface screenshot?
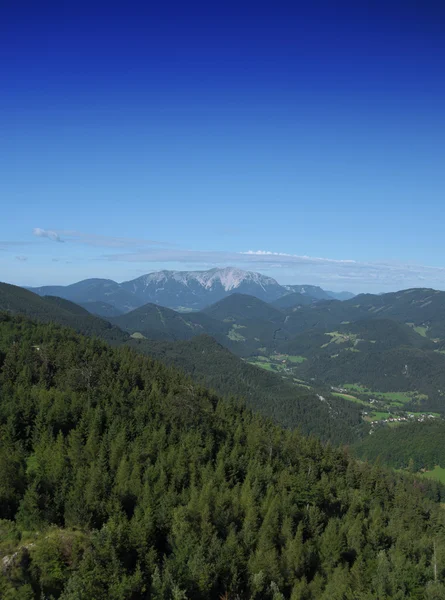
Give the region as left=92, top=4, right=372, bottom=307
left=131, top=334, right=364, bottom=445
left=355, top=420, right=445, bottom=471
left=1, top=313, right=445, bottom=598
left=112, top=303, right=228, bottom=341
left=0, top=283, right=127, bottom=345
left=0, top=283, right=364, bottom=443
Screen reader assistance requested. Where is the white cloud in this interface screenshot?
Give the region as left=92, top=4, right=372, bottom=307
left=104, top=246, right=445, bottom=292
left=21, top=228, right=445, bottom=292
left=242, top=250, right=356, bottom=264
left=15, top=255, right=28, bottom=262
left=33, top=228, right=63, bottom=243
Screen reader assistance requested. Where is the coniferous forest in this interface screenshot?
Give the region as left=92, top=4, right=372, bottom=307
left=2, top=313, right=445, bottom=599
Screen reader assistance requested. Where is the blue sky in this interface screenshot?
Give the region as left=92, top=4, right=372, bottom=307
left=2, top=1, right=445, bottom=292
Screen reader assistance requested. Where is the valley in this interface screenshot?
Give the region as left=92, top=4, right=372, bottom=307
left=246, top=352, right=442, bottom=433
left=5, top=273, right=445, bottom=479
left=4, top=273, right=445, bottom=595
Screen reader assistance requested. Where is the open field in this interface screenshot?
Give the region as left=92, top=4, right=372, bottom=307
left=331, top=384, right=440, bottom=426
left=228, top=325, right=246, bottom=341
left=282, top=354, right=306, bottom=363
left=248, top=360, right=275, bottom=371
left=370, top=411, right=391, bottom=420
left=421, top=466, right=445, bottom=484
left=332, top=392, right=368, bottom=406
left=342, top=384, right=427, bottom=405
left=406, top=322, right=429, bottom=337
left=130, top=332, right=146, bottom=339
left=247, top=354, right=306, bottom=373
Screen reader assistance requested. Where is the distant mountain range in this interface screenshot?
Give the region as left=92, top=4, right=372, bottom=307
left=0, top=281, right=363, bottom=444
left=28, top=267, right=354, bottom=312
left=6, top=279, right=445, bottom=437
left=283, top=284, right=354, bottom=301
left=5, top=278, right=445, bottom=482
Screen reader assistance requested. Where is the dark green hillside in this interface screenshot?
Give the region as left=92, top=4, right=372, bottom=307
left=277, top=288, right=445, bottom=340
left=216, top=319, right=291, bottom=357
left=29, top=277, right=140, bottom=312
left=2, top=314, right=445, bottom=598
left=79, top=301, right=124, bottom=318
left=281, top=330, right=342, bottom=358
left=0, top=284, right=362, bottom=438
left=298, top=345, right=445, bottom=411
left=282, top=300, right=354, bottom=335
left=343, top=288, right=445, bottom=339
left=43, top=295, right=93, bottom=316
left=339, top=319, right=434, bottom=350
left=112, top=302, right=228, bottom=341
left=0, top=283, right=127, bottom=344
left=203, top=293, right=284, bottom=323
left=272, top=291, right=315, bottom=309
left=131, top=334, right=364, bottom=445
left=114, top=295, right=292, bottom=357
left=201, top=294, right=291, bottom=356
left=355, top=420, right=445, bottom=472
left=282, top=319, right=433, bottom=358
left=275, top=320, right=445, bottom=412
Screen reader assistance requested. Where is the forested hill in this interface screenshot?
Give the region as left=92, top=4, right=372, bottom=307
left=111, top=302, right=228, bottom=341
left=0, top=283, right=364, bottom=443
left=0, top=282, right=127, bottom=344
left=283, top=288, right=445, bottom=339
left=355, top=420, right=445, bottom=472
left=2, top=313, right=445, bottom=598
left=130, top=334, right=364, bottom=445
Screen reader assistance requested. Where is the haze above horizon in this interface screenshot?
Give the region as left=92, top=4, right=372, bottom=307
left=2, top=2, right=445, bottom=293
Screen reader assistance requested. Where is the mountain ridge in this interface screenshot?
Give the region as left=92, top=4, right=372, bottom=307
left=27, top=267, right=355, bottom=312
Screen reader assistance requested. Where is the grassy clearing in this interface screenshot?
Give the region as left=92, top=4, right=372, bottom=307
left=130, top=332, right=146, bottom=339
left=248, top=353, right=307, bottom=374
left=342, top=384, right=426, bottom=405
left=321, top=331, right=358, bottom=347
left=406, top=322, right=429, bottom=337
left=421, top=466, right=445, bottom=484
left=370, top=411, right=391, bottom=420
left=286, top=355, right=307, bottom=363
left=331, top=392, right=368, bottom=406
left=414, top=326, right=428, bottom=337
left=249, top=361, right=275, bottom=371
left=228, top=326, right=246, bottom=341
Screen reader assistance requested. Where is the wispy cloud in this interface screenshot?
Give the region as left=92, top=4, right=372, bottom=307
left=43, top=230, right=168, bottom=248
left=33, top=228, right=64, bottom=243
left=0, top=241, right=35, bottom=249
left=15, top=255, right=28, bottom=262
left=104, top=246, right=445, bottom=291
left=21, top=228, right=445, bottom=292
left=242, top=250, right=357, bottom=264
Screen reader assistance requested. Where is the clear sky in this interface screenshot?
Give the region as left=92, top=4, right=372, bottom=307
left=2, top=1, right=445, bottom=292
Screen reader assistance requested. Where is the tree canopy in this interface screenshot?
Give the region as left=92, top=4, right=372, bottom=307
left=1, top=313, right=445, bottom=598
